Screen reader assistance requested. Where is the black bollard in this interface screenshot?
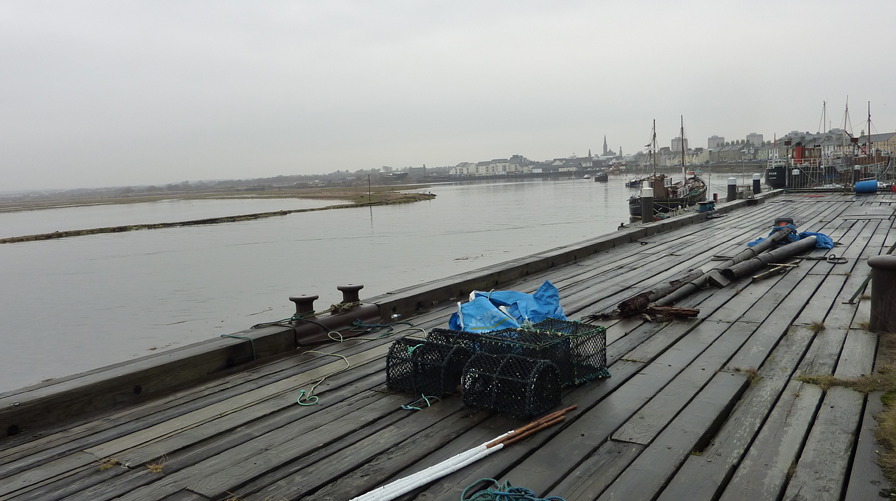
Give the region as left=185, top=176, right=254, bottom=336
left=640, top=187, right=654, bottom=223
left=727, top=177, right=737, bottom=202
left=869, top=255, right=896, bottom=332
left=752, top=173, right=761, bottom=194
left=289, top=295, right=319, bottom=318
left=337, top=284, right=364, bottom=304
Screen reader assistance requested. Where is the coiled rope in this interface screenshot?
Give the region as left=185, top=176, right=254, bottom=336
left=461, top=479, right=567, bottom=501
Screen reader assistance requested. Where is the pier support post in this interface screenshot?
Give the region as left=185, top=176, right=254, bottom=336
left=727, top=177, right=737, bottom=202
left=640, top=187, right=654, bottom=223
left=869, top=255, right=896, bottom=332
left=753, top=173, right=762, bottom=194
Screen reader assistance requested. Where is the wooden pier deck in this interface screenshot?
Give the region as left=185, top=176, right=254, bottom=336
left=2, top=190, right=896, bottom=500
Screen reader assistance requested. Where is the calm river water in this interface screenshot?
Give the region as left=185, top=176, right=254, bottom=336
left=0, top=175, right=750, bottom=392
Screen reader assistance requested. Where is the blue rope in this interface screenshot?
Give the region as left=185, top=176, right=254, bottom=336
left=400, top=394, right=439, bottom=411
left=461, top=479, right=566, bottom=501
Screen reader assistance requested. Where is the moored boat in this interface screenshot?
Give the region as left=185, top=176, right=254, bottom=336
left=628, top=173, right=707, bottom=217
left=629, top=117, right=706, bottom=218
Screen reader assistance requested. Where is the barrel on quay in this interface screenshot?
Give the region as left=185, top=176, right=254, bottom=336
left=2, top=187, right=895, bottom=501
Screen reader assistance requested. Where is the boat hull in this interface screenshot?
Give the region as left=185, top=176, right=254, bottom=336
left=765, top=166, right=787, bottom=189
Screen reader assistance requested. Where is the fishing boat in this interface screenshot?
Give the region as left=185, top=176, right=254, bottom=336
left=626, top=177, right=645, bottom=188
left=594, top=171, right=608, bottom=182
left=629, top=117, right=707, bottom=218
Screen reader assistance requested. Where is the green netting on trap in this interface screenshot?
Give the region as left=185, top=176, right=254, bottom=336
left=461, top=352, right=561, bottom=419
left=386, top=339, right=472, bottom=396
left=427, top=318, right=609, bottom=387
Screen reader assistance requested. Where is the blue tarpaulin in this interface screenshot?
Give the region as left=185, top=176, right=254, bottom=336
left=747, top=223, right=834, bottom=249
left=448, top=280, right=566, bottom=333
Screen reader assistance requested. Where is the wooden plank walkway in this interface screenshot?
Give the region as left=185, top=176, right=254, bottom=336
left=2, top=190, right=895, bottom=500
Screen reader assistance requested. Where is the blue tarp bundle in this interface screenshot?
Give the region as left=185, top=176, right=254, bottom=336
left=747, top=223, right=834, bottom=249
left=448, top=280, right=567, bottom=333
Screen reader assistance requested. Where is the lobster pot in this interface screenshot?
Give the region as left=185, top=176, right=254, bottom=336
left=428, top=319, right=608, bottom=387
left=386, top=339, right=471, bottom=396
left=461, top=352, right=561, bottom=419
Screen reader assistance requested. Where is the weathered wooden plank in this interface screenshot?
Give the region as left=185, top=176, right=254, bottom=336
left=53, top=378, right=398, bottom=501
left=0, top=451, right=100, bottom=498
left=726, top=274, right=826, bottom=370
left=655, top=324, right=816, bottom=501
left=797, top=327, right=848, bottom=376
left=0, top=345, right=388, bottom=479
left=613, top=320, right=753, bottom=445
left=845, top=391, right=893, bottom=501
left=83, top=344, right=391, bottom=460
left=0, top=316, right=403, bottom=462
left=834, top=328, right=877, bottom=379
left=782, top=386, right=864, bottom=501
left=595, top=371, right=749, bottom=501
left=616, top=320, right=699, bottom=364
left=794, top=274, right=848, bottom=328
left=547, top=440, right=644, bottom=500
left=736, top=268, right=824, bottom=326
left=719, top=380, right=823, bottom=500
left=111, top=391, right=414, bottom=501
left=277, top=401, right=490, bottom=500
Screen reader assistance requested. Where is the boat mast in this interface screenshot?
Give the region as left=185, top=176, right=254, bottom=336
left=868, top=101, right=873, bottom=156
left=680, top=115, right=686, bottom=180
left=651, top=119, right=657, bottom=177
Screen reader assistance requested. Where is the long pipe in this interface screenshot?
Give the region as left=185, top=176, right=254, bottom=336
left=653, top=226, right=795, bottom=307
left=720, top=236, right=817, bottom=280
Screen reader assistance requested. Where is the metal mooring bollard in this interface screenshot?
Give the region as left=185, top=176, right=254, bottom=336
left=753, top=173, right=762, bottom=194
left=640, top=186, right=654, bottom=223
left=869, top=255, right=896, bottom=332
left=727, top=177, right=737, bottom=202
left=337, top=284, right=364, bottom=303
left=289, top=295, right=319, bottom=318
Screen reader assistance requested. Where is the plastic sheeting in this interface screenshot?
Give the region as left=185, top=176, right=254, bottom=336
left=448, top=280, right=566, bottom=333
left=747, top=223, right=834, bottom=249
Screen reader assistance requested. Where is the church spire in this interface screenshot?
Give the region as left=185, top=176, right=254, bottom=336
left=603, top=135, right=608, bottom=155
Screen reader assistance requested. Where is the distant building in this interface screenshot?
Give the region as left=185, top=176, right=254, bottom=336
left=746, top=133, right=763, bottom=146
left=708, top=135, right=725, bottom=149
left=671, top=136, right=688, bottom=154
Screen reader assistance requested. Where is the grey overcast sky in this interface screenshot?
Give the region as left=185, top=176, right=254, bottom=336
left=2, top=1, right=894, bottom=191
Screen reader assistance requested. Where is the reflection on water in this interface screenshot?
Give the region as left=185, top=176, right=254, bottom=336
left=0, top=175, right=752, bottom=392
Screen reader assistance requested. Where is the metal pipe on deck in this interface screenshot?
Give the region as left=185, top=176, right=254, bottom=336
left=719, top=236, right=817, bottom=281
left=653, top=225, right=796, bottom=307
